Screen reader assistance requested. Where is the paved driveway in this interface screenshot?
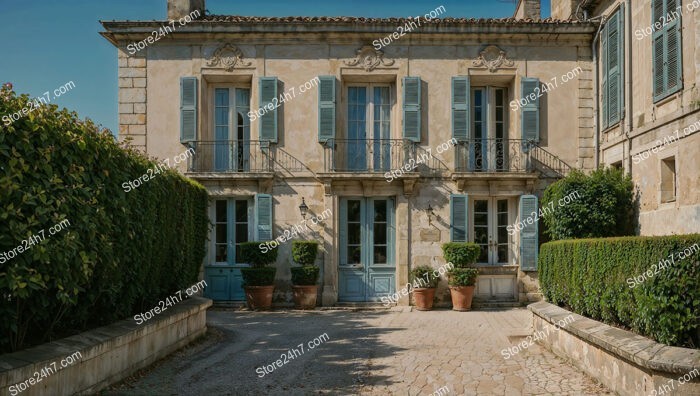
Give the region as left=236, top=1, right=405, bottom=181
left=101, top=308, right=611, bottom=396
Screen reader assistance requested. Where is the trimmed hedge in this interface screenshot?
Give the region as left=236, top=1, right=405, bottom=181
left=0, top=85, right=208, bottom=352
left=292, top=241, right=318, bottom=266
left=540, top=235, right=700, bottom=347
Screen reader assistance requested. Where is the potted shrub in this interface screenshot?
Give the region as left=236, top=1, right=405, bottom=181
left=410, top=265, right=440, bottom=310
left=240, top=241, right=278, bottom=310
left=290, top=241, right=320, bottom=309
left=442, top=242, right=480, bottom=311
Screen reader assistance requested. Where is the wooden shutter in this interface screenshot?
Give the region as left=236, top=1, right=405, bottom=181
left=665, top=11, right=682, bottom=94
left=451, top=77, right=470, bottom=141
left=318, top=76, right=336, bottom=142
left=450, top=194, right=468, bottom=242
left=520, top=78, right=540, bottom=143
left=402, top=77, right=421, bottom=142
left=255, top=194, right=273, bottom=241
left=601, top=21, right=609, bottom=128
left=606, top=9, right=622, bottom=126
left=259, top=77, right=278, bottom=142
left=180, top=77, right=197, bottom=143
left=519, top=195, right=538, bottom=271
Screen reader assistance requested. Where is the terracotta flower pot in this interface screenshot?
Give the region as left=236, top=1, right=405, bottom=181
left=244, top=285, right=274, bottom=310
left=449, top=285, right=475, bottom=311
left=292, top=285, right=318, bottom=310
left=413, top=287, right=436, bottom=311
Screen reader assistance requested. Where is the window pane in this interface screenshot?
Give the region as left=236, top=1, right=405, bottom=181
left=475, top=200, right=488, bottom=213
left=497, top=245, right=508, bottom=263
left=374, top=201, right=387, bottom=221
left=374, top=225, right=387, bottom=244
left=236, top=200, right=248, bottom=222
left=349, top=246, right=362, bottom=264
left=348, top=200, right=361, bottom=221
left=216, top=244, right=227, bottom=262
left=475, top=226, right=488, bottom=244
left=478, top=245, right=488, bottom=262
left=216, top=200, right=227, bottom=222
left=374, top=246, right=387, bottom=264
left=474, top=213, right=488, bottom=226
left=498, top=213, right=509, bottom=226
left=348, top=223, right=362, bottom=245
left=236, top=224, right=248, bottom=243
left=498, top=226, right=508, bottom=243
left=216, top=224, right=227, bottom=244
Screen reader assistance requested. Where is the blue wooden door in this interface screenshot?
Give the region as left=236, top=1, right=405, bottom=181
left=204, top=199, right=249, bottom=301
left=339, top=198, right=395, bottom=302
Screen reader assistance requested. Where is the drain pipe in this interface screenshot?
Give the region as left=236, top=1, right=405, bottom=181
left=625, top=0, right=633, bottom=175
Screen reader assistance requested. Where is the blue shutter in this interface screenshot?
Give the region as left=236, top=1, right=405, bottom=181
left=255, top=194, right=273, bottom=241
left=259, top=77, right=278, bottom=142
left=402, top=77, right=421, bottom=142
left=519, top=195, right=538, bottom=271
left=607, top=11, right=621, bottom=126
left=520, top=78, right=540, bottom=143
left=601, top=21, right=609, bottom=128
left=450, top=194, right=468, bottom=242
left=318, top=76, right=336, bottom=142
left=451, top=77, right=470, bottom=141
left=180, top=77, right=197, bottom=143
left=665, top=11, right=682, bottom=95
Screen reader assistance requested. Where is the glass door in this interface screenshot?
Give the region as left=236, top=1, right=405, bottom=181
left=339, top=198, right=395, bottom=301
left=347, top=85, right=391, bottom=171
left=214, top=87, right=250, bottom=171
left=472, top=198, right=510, bottom=265
left=471, top=87, right=508, bottom=171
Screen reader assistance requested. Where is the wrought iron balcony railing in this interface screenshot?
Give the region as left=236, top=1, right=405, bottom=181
left=323, top=139, right=417, bottom=173
left=187, top=140, right=273, bottom=173
left=455, top=138, right=534, bottom=173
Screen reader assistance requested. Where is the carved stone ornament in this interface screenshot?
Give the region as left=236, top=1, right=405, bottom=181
left=472, top=45, right=515, bottom=72
left=343, top=46, right=395, bottom=71
left=206, top=43, right=252, bottom=71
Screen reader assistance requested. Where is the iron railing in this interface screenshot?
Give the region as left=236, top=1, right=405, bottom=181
left=455, top=138, right=533, bottom=172
left=530, top=145, right=572, bottom=177
left=323, top=139, right=417, bottom=172
left=187, top=140, right=273, bottom=173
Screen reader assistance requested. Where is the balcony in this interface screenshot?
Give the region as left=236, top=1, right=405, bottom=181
left=454, top=138, right=533, bottom=173
left=322, top=139, right=418, bottom=173
left=187, top=140, right=273, bottom=173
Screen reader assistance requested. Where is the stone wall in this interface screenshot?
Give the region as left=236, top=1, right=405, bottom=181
left=118, top=47, right=147, bottom=151
left=529, top=301, right=700, bottom=396
left=0, top=297, right=211, bottom=395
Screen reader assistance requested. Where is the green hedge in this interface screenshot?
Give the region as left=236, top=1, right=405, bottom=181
left=0, top=85, right=208, bottom=352
left=542, top=168, right=634, bottom=240
left=540, top=235, right=700, bottom=347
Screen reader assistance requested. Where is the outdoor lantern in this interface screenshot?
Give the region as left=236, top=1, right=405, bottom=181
left=426, top=204, right=434, bottom=224
left=299, top=197, right=309, bottom=219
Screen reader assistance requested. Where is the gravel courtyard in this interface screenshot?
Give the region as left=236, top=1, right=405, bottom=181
left=102, top=308, right=612, bottom=396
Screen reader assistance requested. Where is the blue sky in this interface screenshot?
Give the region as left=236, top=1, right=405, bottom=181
left=0, top=0, right=550, bottom=134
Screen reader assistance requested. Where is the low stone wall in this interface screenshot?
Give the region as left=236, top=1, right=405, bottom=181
left=0, top=296, right=211, bottom=396
left=529, top=301, right=700, bottom=396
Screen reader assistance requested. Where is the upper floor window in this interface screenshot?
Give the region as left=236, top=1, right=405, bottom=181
left=601, top=6, right=624, bottom=128
left=345, top=84, right=394, bottom=171
left=652, top=0, right=683, bottom=102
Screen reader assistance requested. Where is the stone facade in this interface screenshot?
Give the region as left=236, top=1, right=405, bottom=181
left=100, top=0, right=699, bottom=307
left=117, top=49, right=147, bottom=151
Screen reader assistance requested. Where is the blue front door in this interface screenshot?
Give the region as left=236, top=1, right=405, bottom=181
left=204, top=199, right=249, bottom=301
left=338, top=198, right=395, bottom=302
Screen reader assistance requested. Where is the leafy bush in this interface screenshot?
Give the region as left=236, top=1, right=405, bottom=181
left=410, top=265, right=440, bottom=288
left=539, top=235, right=700, bottom=347
left=441, top=243, right=480, bottom=268
left=292, top=241, right=318, bottom=266
left=0, top=84, right=208, bottom=353
left=542, top=168, right=634, bottom=240
left=447, top=268, right=478, bottom=287
left=241, top=267, right=277, bottom=287
left=240, top=241, right=278, bottom=267
left=291, top=266, right=320, bottom=285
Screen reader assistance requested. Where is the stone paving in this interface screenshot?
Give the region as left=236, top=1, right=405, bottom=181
left=101, top=308, right=612, bottom=395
